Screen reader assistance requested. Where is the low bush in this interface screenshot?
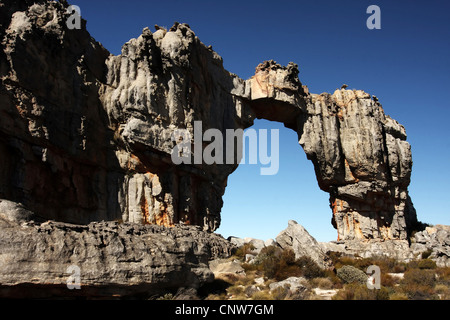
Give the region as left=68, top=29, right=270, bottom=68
left=310, top=277, right=334, bottom=290
left=399, top=269, right=437, bottom=300
left=234, top=243, right=256, bottom=259
left=332, top=283, right=389, bottom=300
left=253, top=246, right=324, bottom=281
left=421, top=249, right=433, bottom=259
left=380, top=273, right=397, bottom=287
left=389, top=292, right=409, bottom=300
left=436, top=267, right=450, bottom=286
left=402, top=269, right=436, bottom=287
left=270, top=286, right=290, bottom=300
left=295, top=256, right=325, bottom=279
left=336, top=265, right=368, bottom=285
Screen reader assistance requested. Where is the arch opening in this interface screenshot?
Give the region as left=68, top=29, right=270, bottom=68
left=217, top=119, right=336, bottom=242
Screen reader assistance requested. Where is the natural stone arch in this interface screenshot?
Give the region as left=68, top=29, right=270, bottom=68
left=242, top=61, right=417, bottom=241
left=100, top=24, right=417, bottom=241
left=0, top=4, right=417, bottom=243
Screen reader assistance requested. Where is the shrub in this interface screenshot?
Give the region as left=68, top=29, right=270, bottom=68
left=296, top=256, right=325, bottom=279
left=270, top=286, right=290, bottom=300
left=332, top=283, right=389, bottom=300
left=417, top=259, right=437, bottom=270
left=421, top=249, right=433, bottom=259
left=336, top=265, right=368, bottom=285
left=400, top=269, right=437, bottom=300
left=370, top=256, right=406, bottom=274
left=402, top=269, right=436, bottom=287
left=281, top=248, right=296, bottom=265
left=310, top=277, right=334, bottom=290
left=328, top=253, right=407, bottom=274
left=227, top=285, right=245, bottom=296
left=156, top=293, right=174, bottom=300
left=380, top=273, right=397, bottom=287
left=234, top=243, right=256, bottom=259
left=436, top=267, right=450, bottom=285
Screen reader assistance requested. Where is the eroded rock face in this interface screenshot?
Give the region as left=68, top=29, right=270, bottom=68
left=0, top=216, right=234, bottom=299
left=0, top=0, right=113, bottom=224
left=301, top=90, right=416, bottom=240
left=0, top=0, right=417, bottom=241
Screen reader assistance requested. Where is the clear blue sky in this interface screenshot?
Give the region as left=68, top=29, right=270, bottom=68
left=72, top=0, right=450, bottom=242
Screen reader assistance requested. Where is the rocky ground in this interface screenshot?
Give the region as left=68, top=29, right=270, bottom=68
left=0, top=0, right=448, bottom=301
left=206, top=220, right=450, bottom=301
left=1, top=200, right=448, bottom=300
left=0, top=199, right=234, bottom=299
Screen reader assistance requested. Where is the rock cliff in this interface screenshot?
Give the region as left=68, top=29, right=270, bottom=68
left=0, top=0, right=417, bottom=244
left=0, top=204, right=234, bottom=299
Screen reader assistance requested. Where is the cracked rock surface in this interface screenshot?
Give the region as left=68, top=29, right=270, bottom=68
left=0, top=214, right=234, bottom=298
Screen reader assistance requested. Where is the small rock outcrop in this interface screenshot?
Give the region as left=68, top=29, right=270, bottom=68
left=276, top=220, right=332, bottom=269
left=209, top=259, right=246, bottom=278
left=0, top=215, right=234, bottom=299
left=320, top=224, right=450, bottom=268
left=411, top=225, right=450, bottom=267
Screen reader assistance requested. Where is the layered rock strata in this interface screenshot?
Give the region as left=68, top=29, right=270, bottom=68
left=0, top=0, right=417, bottom=242
left=0, top=211, right=234, bottom=299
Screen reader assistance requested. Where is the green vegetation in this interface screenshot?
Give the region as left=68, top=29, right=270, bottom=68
left=336, top=265, right=368, bottom=285
left=243, top=246, right=325, bottom=280
left=205, top=245, right=450, bottom=300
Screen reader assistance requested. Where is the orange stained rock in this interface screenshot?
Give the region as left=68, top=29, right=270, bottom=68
left=154, top=203, right=175, bottom=228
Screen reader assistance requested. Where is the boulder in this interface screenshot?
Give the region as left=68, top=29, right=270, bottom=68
left=336, top=265, right=368, bottom=285
left=276, top=220, right=332, bottom=269
left=245, top=238, right=266, bottom=254
left=269, top=277, right=308, bottom=298
left=0, top=199, right=35, bottom=223
left=228, top=236, right=245, bottom=248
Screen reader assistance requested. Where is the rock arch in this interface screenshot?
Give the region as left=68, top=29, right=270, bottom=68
left=101, top=24, right=417, bottom=241
left=0, top=3, right=417, bottom=241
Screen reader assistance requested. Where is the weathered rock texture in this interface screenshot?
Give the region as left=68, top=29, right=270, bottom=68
left=320, top=225, right=450, bottom=268
left=0, top=214, right=234, bottom=299
left=411, top=225, right=450, bottom=267
left=0, top=0, right=417, bottom=241
left=276, top=220, right=332, bottom=269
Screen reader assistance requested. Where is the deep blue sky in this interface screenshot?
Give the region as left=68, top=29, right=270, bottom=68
left=72, top=0, right=450, bottom=242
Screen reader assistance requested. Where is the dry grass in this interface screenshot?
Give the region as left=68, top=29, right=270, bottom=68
left=205, top=248, right=450, bottom=301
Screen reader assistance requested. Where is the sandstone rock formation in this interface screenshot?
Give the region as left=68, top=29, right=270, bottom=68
left=0, top=0, right=417, bottom=243
left=0, top=214, right=234, bottom=299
